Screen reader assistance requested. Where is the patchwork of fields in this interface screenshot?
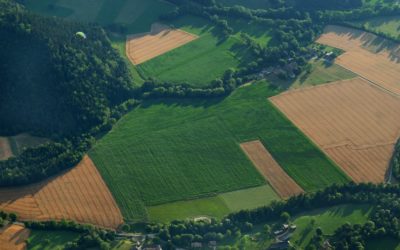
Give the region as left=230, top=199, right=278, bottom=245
left=0, top=156, right=123, bottom=229
left=271, top=78, right=400, bottom=183
left=126, top=23, right=198, bottom=65
left=90, top=81, right=348, bottom=222
left=137, top=16, right=257, bottom=86
left=240, top=140, right=304, bottom=198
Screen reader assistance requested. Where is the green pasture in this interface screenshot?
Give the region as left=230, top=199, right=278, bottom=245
left=27, top=230, right=80, bottom=250
left=90, top=81, right=348, bottom=222
left=290, top=60, right=357, bottom=89
left=291, top=204, right=374, bottom=248
left=148, top=185, right=279, bottom=222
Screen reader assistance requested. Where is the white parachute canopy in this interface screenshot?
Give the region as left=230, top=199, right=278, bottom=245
left=75, top=31, right=87, bottom=39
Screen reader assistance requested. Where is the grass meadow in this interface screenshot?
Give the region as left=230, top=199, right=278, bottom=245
left=147, top=185, right=279, bottom=222
left=290, top=60, right=357, bottom=89
left=90, top=81, right=348, bottom=222
left=291, top=204, right=374, bottom=248
left=27, top=230, right=80, bottom=250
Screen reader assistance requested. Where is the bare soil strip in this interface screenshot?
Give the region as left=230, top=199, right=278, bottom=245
left=270, top=78, right=400, bottom=183
left=240, top=140, right=304, bottom=198
left=126, top=23, right=198, bottom=65
left=316, top=25, right=400, bottom=96
left=0, top=156, right=123, bottom=229
left=0, top=137, right=13, bottom=161
left=0, top=224, right=30, bottom=250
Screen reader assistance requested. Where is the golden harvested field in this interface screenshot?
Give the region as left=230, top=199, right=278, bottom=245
left=126, top=23, right=198, bottom=65
left=0, top=156, right=123, bottom=229
left=270, top=78, right=400, bottom=183
left=0, top=137, right=13, bottom=161
left=240, top=141, right=304, bottom=198
left=0, top=224, right=30, bottom=250
left=317, top=25, right=400, bottom=96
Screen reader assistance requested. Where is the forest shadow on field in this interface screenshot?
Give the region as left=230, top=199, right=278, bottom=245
left=329, top=26, right=400, bottom=62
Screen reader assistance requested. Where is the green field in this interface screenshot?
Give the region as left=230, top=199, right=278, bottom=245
left=352, top=15, right=400, bottom=38
left=290, top=60, right=357, bottom=89
left=27, top=230, right=80, bottom=250
left=291, top=204, right=374, bottom=248
left=90, top=81, right=348, bottom=222
left=138, top=16, right=255, bottom=86
left=148, top=185, right=279, bottom=222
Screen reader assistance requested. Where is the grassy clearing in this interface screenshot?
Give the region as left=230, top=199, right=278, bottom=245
left=27, top=230, right=80, bottom=250
left=138, top=16, right=254, bottom=86
left=290, top=60, right=357, bottom=89
left=291, top=204, right=374, bottom=248
left=217, top=0, right=271, bottom=9
left=90, top=81, right=348, bottom=222
left=228, top=19, right=273, bottom=46
left=148, top=185, right=279, bottom=222
left=220, top=185, right=278, bottom=212
left=352, top=15, right=400, bottom=38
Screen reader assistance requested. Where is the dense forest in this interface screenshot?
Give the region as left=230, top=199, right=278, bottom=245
left=0, top=0, right=136, bottom=185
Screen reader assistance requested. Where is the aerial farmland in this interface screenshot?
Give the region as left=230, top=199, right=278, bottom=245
left=1, top=0, right=400, bottom=249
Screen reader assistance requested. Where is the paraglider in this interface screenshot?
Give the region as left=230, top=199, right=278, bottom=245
left=75, top=31, right=87, bottom=39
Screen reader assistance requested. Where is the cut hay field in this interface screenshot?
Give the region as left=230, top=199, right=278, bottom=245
left=317, top=25, right=400, bottom=96
left=90, top=81, right=348, bottom=222
left=0, top=156, right=123, bottom=229
left=240, top=140, right=304, bottom=198
left=126, top=23, right=198, bottom=65
left=0, top=224, right=30, bottom=250
left=137, top=16, right=256, bottom=86
left=270, top=78, right=400, bottom=183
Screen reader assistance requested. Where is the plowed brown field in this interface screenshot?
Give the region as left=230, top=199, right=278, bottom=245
left=126, top=23, right=198, bottom=65
left=0, top=224, right=30, bottom=250
left=0, top=156, right=123, bottom=229
left=0, top=137, right=12, bottom=161
left=240, top=140, right=304, bottom=198
left=316, top=25, right=400, bottom=96
left=270, top=78, right=400, bottom=183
